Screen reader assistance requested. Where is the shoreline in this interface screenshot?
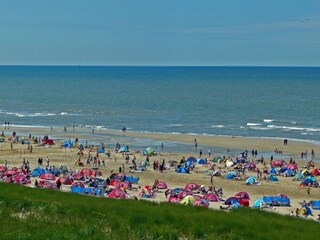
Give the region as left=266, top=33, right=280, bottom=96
left=2, top=124, right=320, bottom=161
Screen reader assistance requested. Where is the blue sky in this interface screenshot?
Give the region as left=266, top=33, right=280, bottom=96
left=0, top=0, right=319, bottom=66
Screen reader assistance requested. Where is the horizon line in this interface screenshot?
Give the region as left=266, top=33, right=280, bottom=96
left=0, top=64, right=319, bottom=68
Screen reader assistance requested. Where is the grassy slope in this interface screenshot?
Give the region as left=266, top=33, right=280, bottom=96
left=0, top=182, right=319, bottom=240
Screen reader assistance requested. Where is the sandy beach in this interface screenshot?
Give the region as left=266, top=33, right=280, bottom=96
left=1, top=125, right=320, bottom=221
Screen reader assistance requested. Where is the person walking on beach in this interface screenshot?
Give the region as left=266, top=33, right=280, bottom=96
left=306, top=186, right=311, bottom=196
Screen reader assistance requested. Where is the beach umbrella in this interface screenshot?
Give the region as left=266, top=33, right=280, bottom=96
left=180, top=195, right=196, bottom=205
left=184, top=182, right=200, bottom=191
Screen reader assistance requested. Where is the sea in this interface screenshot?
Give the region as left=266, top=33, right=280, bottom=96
left=1, top=66, right=320, bottom=155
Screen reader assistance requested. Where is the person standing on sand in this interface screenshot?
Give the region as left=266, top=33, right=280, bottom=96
left=306, top=186, right=311, bottom=196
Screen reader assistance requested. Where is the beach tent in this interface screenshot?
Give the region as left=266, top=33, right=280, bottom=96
left=284, top=169, right=295, bottom=177
left=225, top=197, right=239, bottom=205
left=310, top=168, right=320, bottom=176
left=38, top=180, right=57, bottom=189
left=243, top=162, right=257, bottom=170
left=234, top=191, right=250, bottom=199
left=157, top=180, right=168, bottom=189
left=269, top=175, right=279, bottom=181
left=197, top=158, right=207, bottom=164
left=253, top=198, right=263, bottom=208
left=226, top=160, right=234, bottom=168
left=246, top=176, right=258, bottom=185
left=62, top=140, right=73, bottom=148
left=107, top=189, right=127, bottom=199
left=193, top=199, right=209, bottom=208
left=262, top=195, right=290, bottom=206
left=143, top=147, right=154, bottom=156
left=168, top=196, right=181, bottom=203
left=177, top=167, right=188, bottom=173
left=178, top=189, right=193, bottom=199
left=294, top=172, right=303, bottom=181
left=180, top=195, right=196, bottom=205
left=187, top=156, right=197, bottom=163
left=185, top=182, right=200, bottom=191
left=40, top=173, right=56, bottom=180
left=213, top=156, right=221, bottom=162
left=80, top=169, right=94, bottom=176
left=98, top=147, right=105, bottom=153
left=204, top=193, right=220, bottom=202
left=269, top=167, right=277, bottom=175
left=230, top=202, right=241, bottom=209
left=32, top=166, right=46, bottom=177
left=238, top=198, right=250, bottom=207
left=279, top=166, right=287, bottom=173
left=0, top=166, right=7, bottom=172
left=226, top=171, right=238, bottom=179
left=271, top=160, right=285, bottom=167
left=118, top=146, right=128, bottom=153
left=185, top=161, right=193, bottom=167
left=125, top=176, right=139, bottom=184
left=286, top=164, right=298, bottom=171
left=311, top=200, right=320, bottom=210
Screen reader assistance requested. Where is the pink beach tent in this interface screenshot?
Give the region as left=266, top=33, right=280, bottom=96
left=80, top=169, right=94, bottom=176
left=3, top=169, right=19, bottom=176
left=157, top=180, right=168, bottom=189
left=193, top=199, right=209, bottom=208
left=106, top=189, right=127, bottom=199
left=0, top=166, right=7, bottom=172
left=178, top=189, right=193, bottom=199
left=204, top=193, right=220, bottom=202
left=40, top=173, right=56, bottom=180
left=12, top=174, right=31, bottom=184
left=38, top=180, right=57, bottom=189
left=184, top=182, right=200, bottom=191
left=234, top=191, right=250, bottom=199
left=272, top=160, right=286, bottom=167
left=286, top=164, right=298, bottom=171
left=168, top=196, right=181, bottom=203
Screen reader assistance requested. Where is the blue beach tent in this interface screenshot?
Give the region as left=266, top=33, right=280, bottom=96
left=197, top=158, right=207, bottom=164
left=187, top=156, right=197, bottom=163
left=311, top=200, right=320, bottom=210
left=177, top=167, right=188, bottom=173
left=269, top=175, right=278, bottom=181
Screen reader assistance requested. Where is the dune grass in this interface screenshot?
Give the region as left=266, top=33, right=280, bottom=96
left=0, top=182, right=318, bottom=240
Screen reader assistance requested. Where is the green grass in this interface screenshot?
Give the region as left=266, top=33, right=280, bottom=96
left=0, top=182, right=319, bottom=240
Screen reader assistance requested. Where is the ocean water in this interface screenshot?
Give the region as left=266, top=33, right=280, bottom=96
left=1, top=66, right=320, bottom=146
